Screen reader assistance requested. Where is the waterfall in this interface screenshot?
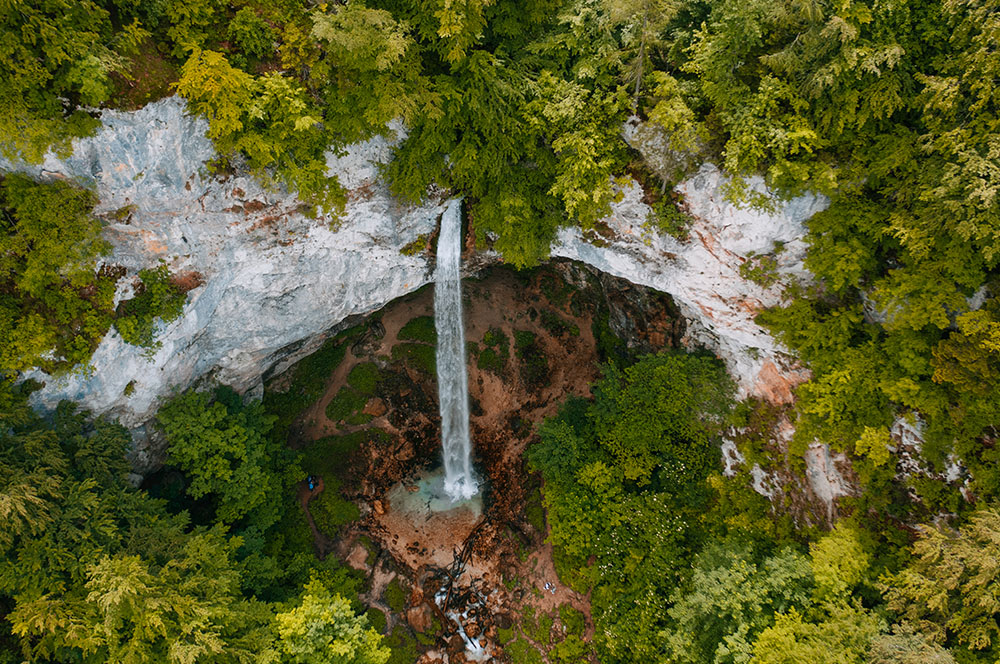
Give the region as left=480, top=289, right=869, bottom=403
left=435, top=199, right=477, bottom=500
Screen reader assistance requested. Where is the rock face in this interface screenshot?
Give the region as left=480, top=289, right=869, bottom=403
left=554, top=162, right=828, bottom=400
left=3, top=98, right=444, bottom=470
left=3, top=99, right=827, bottom=467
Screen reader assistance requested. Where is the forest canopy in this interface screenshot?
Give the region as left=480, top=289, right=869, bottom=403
left=3, top=0, right=1000, bottom=662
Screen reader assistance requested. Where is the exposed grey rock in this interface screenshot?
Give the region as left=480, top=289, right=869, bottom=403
left=3, top=99, right=444, bottom=472
left=553, top=164, right=828, bottom=401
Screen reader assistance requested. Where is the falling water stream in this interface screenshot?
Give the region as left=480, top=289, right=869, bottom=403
left=435, top=199, right=477, bottom=500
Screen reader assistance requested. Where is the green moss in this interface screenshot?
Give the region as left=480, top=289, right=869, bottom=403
left=367, top=607, right=388, bottom=634
left=400, top=234, right=429, bottom=256
left=514, top=329, right=536, bottom=349
left=326, top=386, right=368, bottom=423
left=514, top=329, right=549, bottom=388
left=498, top=626, right=517, bottom=644
left=520, top=605, right=537, bottom=634
left=476, top=327, right=510, bottom=375
left=483, top=327, right=509, bottom=348
left=385, top=625, right=419, bottom=664
left=309, top=479, right=360, bottom=537
left=347, top=362, right=382, bottom=396
left=525, top=488, right=546, bottom=533
left=591, top=312, right=626, bottom=366
left=358, top=535, right=379, bottom=567
left=558, top=605, right=585, bottom=637
left=384, top=578, right=407, bottom=613
left=398, top=315, right=437, bottom=344
left=539, top=309, right=579, bottom=337
left=538, top=271, right=572, bottom=306
left=476, top=347, right=504, bottom=374
left=391, top=342, right=436, bottom=375
left=534, top=613, right=554, bottom=645
left=505, top=637, right=544, bottom=664
left=551, top=635, right=589, bottom=663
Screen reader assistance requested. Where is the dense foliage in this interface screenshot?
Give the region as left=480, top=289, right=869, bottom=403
left=5, top=0, right=1000, bottom=662
left=0, top=175, right=190, bottom=377
left=0, top=381, right=381, bottom=663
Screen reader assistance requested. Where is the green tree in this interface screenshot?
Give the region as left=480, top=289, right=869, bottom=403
left=0, top=0, right=143, bottom=161
left=276, top=577, right=388, bottom=664
left=884, top=505, right=1000, bottom=657
left=156, top=387, right=298, bottom=529
left=0, top=174, right=117, bottom=375
left=662, top=541, right=814, bottom=664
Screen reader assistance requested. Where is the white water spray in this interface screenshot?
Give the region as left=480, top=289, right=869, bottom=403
left=435, top=199, right=477, bottom=500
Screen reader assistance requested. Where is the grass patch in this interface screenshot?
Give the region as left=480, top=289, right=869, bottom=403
left=391, top=342, right=436, bottom=376
left=309, top=478, right=360, bottom=537
left=398, top=315, right=437, bottom=344
left=325, top=386, right=369, bottom=423
left=506, top=637, right=544, bottom=664
left=262, top=325, right=364, bottom=438
left=477, top=347, right=505, bottom=374
left=347, top=362, right=382, bottom=396
left=384, top=578, right=408, bottom=613
left=367, top=607, right=388, bottom=634
left=525, top=488, right=546, bottom=533
left=534, top=613, right=554, bottom=645
left=558, top=605, right=586, bottom=637
left=477, top=327, right=510, bottom=375
left=514, top=329, right=536, bottom=349
left=300, top=432, right=367, bottom=480
left=385, top=625, right=419, bottom=664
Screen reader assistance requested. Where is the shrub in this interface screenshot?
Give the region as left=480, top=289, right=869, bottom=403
left=309, top=479, right=360, bottom=537
left=227, top=7, right=275, bottom=63
left=114, top=264, right=187, bottom=348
